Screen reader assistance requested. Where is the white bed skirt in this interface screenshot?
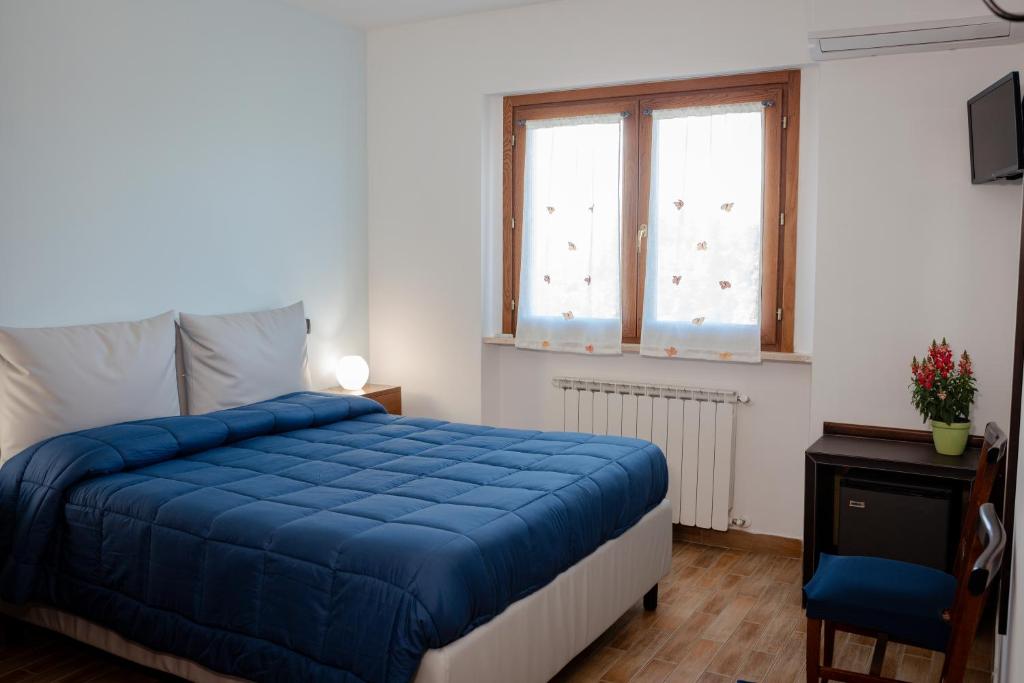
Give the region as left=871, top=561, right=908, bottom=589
left=2, top=499, right=673, bottom=683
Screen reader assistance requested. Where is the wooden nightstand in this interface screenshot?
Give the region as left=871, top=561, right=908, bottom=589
left=324, top=384, right=402, bottom=415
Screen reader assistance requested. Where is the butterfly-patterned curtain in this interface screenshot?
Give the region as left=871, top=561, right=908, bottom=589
left=639, top=103, right=764, bottom=362
left=515, top=114, right=623, bottom=355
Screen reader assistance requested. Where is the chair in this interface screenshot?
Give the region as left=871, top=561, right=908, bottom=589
left=804, top=422, right=1008, bottom=683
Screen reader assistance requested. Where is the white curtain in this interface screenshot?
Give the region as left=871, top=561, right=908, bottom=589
left=515, top=114, right=623, bottom=355
left=639, top=103, right=764, bottom=362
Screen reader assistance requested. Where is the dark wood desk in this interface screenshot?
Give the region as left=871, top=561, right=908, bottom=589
left=803, top=423, right=981, bottom=589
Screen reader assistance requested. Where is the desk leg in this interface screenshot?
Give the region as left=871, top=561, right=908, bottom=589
left=802, top=455, right=816, bottom=599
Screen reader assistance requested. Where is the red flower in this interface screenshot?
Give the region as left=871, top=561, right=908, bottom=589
left=915, top=357, right=937, bottom=390
left=958, top=351, right=973, bottom=378
left=929, top=338, right=954, bottom=377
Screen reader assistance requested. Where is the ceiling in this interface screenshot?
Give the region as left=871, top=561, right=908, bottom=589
left=286, top=0, right=553, bottom=29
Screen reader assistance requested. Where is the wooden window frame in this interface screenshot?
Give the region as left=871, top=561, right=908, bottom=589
left=502, top=69, right=801, bottom=352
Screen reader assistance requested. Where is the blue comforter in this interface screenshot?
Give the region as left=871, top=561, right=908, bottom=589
left=0, top=392, right=667, bottom=683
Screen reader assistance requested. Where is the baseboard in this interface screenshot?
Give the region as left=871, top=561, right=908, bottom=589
left=673, top=524, right=802, bottom=558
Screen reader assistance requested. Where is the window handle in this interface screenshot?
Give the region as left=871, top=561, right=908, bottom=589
left=637, top=224, right=648, bottom=254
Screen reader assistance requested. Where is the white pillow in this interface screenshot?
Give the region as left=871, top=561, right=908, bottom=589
left=179, top=302, right=311, bottom=415
left=0, top=311, right=180, bottom=463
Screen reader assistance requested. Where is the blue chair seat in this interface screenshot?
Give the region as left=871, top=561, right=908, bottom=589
left=804, top=554, right=957, bottom=652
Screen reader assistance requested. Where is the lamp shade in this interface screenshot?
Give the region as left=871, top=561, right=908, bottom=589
left=336, top=355, right=370, bottom=391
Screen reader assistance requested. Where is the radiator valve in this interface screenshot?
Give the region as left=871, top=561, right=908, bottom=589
left=729, top=517, right=751, bottom=529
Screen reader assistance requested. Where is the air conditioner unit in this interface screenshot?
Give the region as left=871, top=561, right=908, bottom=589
left=809, top=16, right=1024, bottom=61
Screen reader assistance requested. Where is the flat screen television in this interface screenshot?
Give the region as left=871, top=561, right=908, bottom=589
left=968, top=71, right=1024, bottom=184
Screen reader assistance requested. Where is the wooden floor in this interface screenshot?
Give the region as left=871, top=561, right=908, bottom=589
left=552, top=541, right=995, bottom=683
left=0, top=627, right=179, bottom=683
left=0, top=540, right=996, bottom=683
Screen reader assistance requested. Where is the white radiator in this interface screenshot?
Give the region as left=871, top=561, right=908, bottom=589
left=553, top=377, right=748, bottom=532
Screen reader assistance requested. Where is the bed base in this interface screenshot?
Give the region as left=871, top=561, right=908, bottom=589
left=1, top=499, right=673, bottom=683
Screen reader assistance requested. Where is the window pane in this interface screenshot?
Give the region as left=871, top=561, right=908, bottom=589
left=638, top=101, right=764, bottom=362
left=521, top=115, right=622, bottom=321
left=649, top=104, right=763, bottom=326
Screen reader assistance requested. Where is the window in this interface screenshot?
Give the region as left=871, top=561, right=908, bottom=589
left=502, top=70, right=800, bottom=354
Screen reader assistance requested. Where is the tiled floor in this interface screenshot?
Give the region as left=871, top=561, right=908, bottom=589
left=0, top=540, right=995, bottom=683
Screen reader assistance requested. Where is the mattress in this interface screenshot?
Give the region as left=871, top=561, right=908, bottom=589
left=0, top=392, right=668, bottom=683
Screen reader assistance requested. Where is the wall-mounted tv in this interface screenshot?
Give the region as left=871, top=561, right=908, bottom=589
left=968, top=71, right=1024, bottom=184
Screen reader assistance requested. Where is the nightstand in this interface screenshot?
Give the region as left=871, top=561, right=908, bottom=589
left=323, top=384, right=402, bottom=415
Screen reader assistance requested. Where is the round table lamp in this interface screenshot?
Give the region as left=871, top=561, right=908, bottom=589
left=336, top=355, right=370, bottom=391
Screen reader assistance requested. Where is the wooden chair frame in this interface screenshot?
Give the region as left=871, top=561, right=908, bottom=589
left=806, top=422, right=1007, bottom=683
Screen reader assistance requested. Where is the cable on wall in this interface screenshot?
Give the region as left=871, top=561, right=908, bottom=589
left=984, top=0, right=1024, bottom=22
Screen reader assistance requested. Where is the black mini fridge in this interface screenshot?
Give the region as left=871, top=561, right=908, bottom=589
left=837, top=476, right=955, bottom=571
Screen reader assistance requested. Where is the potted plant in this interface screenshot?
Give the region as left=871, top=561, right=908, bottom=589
left=910, top=339, right=977, bottom=456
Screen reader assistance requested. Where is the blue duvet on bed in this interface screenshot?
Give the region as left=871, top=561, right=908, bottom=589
left=0, top=392, right=667, bottom=683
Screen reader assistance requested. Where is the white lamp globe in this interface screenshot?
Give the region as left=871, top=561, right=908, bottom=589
left=336, top=355, right=370, bottom=391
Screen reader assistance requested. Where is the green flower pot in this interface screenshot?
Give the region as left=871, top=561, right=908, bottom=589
left=931, top=420, right=970, bottom=456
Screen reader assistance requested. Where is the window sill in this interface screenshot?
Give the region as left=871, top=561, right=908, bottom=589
left=482, top=336, right=812, bottom=364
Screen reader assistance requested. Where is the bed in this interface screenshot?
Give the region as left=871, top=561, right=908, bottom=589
left=0, top=391, right=671, bottom=683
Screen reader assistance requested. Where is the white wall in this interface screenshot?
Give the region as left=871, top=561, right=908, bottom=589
left=368, top=0, right=1024, bottom=540
left=811, top=47, right=1023, bottom=434
left=810, top=0, right=999, bottom=30
left=0, top=0, right=368, bottom=388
